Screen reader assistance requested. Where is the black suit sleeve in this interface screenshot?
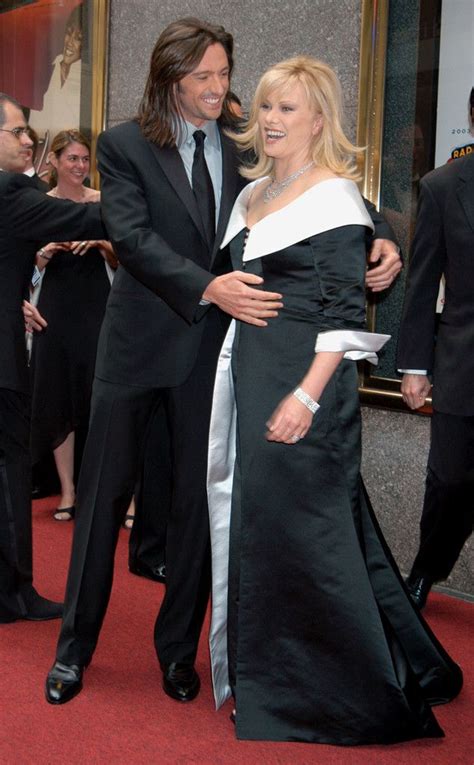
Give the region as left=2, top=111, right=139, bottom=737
left=97, top=130, right=214, bottom=324
left=3, top=174, right=105, bottom=243
left=396, top=179, right=445, bottom=372
left=363, top=197, right=399, bottom=247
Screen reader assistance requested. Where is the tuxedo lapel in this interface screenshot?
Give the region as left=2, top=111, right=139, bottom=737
left=212, top=131, right=240, bottom=264
left=148, top=142, right=209, bottom=244
left=457, top=156, right=474, bottom=234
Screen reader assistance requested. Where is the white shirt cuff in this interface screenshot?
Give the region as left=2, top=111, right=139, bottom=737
left=31, top=266, right=42, bottom=288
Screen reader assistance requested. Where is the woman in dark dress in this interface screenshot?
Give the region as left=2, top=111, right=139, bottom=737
left=30, top=130, right=115, bottom=520
left=207, top=57, right=462, bottom=745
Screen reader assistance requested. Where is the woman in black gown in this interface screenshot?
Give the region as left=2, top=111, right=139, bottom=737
left=207, top=57, right=462, bottom=745
left=30, top=130, right=115, bottom=520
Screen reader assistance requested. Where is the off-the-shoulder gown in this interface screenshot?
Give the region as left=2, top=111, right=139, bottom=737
left=207, top=178, right=462, bottom=745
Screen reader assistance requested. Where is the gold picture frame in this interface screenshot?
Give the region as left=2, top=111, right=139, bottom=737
left=88, top=0, right=110, bottom=187
left=356, top=0, right=439, bottom=411
left=0, top=0, right=109, bottom=188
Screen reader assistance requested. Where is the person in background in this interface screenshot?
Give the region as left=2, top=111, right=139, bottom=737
left=23, top=127, right=48, bottom=190
left=30, top=129, right=116, bottom=522
left=227, top=91, right=243, bottom=119
left=398, top=151, right=474, bottom=609
left=0, top=92, right=105, bottom=623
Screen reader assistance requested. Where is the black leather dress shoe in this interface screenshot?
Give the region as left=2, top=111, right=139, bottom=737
left=129, top=560, right=166, bottom=583
left=45, top=661, right=84, bottom=705
left=406, top=573, right=434, bottom=610
left=22, top=592, right=63, bottom=621
left=161, top=662, right=200, bottom=702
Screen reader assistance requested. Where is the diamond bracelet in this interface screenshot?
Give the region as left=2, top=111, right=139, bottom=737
left=293, top=387, right=320, bottom=414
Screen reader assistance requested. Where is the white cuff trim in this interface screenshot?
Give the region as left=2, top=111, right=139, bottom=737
left=315, top=329, right=391, bottom=365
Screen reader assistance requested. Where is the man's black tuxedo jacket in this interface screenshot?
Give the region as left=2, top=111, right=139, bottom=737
left=96, top=120, right=396, bottom=390
left=95, top=120, right=244, bottom=388
left=397, top=153, right=474, bottom=415
left=0, top=172, right=104, bottom=394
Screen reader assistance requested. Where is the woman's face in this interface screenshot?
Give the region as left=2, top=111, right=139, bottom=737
left=62, top=24, right=82, bottom=66
left=257, top=81, right=322, bottom=163
left=53, top=141, right=90, bottom=186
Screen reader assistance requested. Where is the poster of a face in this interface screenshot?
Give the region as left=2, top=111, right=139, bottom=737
left=435, top=0, right=474, bottom=166
left=0, top=0, right=95, bottom=178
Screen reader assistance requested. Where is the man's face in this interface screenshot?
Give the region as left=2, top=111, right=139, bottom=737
left=0, top=101, right=33, bottom=172
left=176, top=43, right=230, bottom=127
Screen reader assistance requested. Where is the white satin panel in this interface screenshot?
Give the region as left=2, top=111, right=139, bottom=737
left=315, top=329, right=391, bottom=365
left=207, top=320, right=237, bottom=708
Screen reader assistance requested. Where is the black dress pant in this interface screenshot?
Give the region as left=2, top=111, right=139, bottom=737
left=0, top=388, right=33, bottom=621
left=56, top=311, right=225, bottom=666
left=412, top=410, right=474, bottom=581
left=129, top=403, right=171, bottom=570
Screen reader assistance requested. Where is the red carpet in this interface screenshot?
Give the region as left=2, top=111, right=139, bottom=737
left=1, top=497, right=472, bottom=764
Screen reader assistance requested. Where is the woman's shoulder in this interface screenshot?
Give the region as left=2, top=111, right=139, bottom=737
left=84, top=188, right=100, bottom=203
left=302, top=176, right=364, bottom=209
left=232, top=177, right=268, bottom=220
left=302, top=178, right=373, bottom=232
left=242, top=176, right=268, bottom=195
left=220, top=179, right=266, bottom=249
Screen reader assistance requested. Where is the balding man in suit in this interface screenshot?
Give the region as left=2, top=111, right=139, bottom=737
left=0, top=92, right=105, bottom=623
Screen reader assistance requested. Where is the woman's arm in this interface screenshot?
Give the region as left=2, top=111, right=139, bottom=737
left=266, top=351, right=344, bottom=443
left=34, top=242, right=71, bottom=271
left=67, top=238, right=118, bottom=269
left=266, top=223, right=388, bottom=444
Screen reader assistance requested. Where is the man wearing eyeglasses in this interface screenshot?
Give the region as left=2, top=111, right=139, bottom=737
left=0, top=92, right=105, bottom=623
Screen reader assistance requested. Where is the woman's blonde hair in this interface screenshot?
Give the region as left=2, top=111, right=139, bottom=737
left=230, top=56, right=363, bottom=181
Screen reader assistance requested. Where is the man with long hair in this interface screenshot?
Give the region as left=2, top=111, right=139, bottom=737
left=46, top=18, right=401, bottom=706
left=45, top=18, right=283, bottom=706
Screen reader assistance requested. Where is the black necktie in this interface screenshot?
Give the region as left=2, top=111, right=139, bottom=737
left=192, top=130, right=215, bottom=249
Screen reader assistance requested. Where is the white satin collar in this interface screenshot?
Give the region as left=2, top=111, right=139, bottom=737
left=221, top=177, right=374, bottom=262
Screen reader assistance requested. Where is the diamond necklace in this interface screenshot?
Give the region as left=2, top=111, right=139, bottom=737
left=263, top=160, right=315, bottom=204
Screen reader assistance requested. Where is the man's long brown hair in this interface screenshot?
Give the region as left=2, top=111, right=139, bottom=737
left=137, top=18, right=236, bottom=146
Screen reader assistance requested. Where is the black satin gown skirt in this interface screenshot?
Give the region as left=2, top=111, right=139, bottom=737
left=223, top=233, right=462, bottom=744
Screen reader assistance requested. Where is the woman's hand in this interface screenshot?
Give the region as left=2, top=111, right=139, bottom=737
left=70, top=240, right=98, bottom=256
left=265, top=393, right=313, bottom=444
left=23, top=300, right=47, bottom=333
left=35, top=242, right=70, bottom=269
left=97, top=241, right=119, bottom=270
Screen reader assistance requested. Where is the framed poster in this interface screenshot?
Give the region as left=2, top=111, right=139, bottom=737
left=357, top=0, right=474, bottom=409
left=0, top=0, right=109, bottom=186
